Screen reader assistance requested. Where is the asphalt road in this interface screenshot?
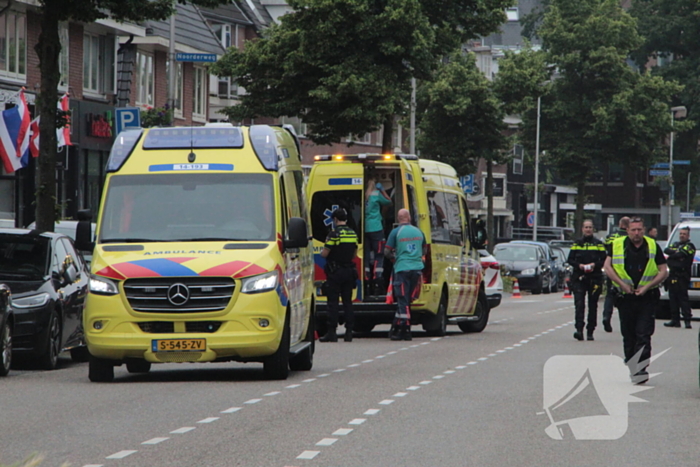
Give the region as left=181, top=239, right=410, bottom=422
left=3, top=292, right=700, bottom=467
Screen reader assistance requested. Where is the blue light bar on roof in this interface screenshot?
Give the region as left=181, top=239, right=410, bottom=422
left=142, top=127, right=244, bottom=150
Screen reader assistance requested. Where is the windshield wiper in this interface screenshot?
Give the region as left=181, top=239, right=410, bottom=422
left=101, top=238, right=160, bottom=243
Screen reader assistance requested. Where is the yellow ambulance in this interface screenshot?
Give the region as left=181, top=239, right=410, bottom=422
left=77, top=125, right=314, bottom=382
left=307, top=153, right=488, bottom=336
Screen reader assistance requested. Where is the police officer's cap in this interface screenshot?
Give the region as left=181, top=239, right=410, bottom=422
left=332, top=208, right=348, bottom=221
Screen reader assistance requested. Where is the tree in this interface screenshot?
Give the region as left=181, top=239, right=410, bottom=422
left=211, top=0, right=514, bottom=152
left=629, top=0, right=700, bottom=212
left=32, top=0, right=226, bottom=232
left=415, top=52, right=508, bottom=248
left=500, top=0, right=680, bottom=234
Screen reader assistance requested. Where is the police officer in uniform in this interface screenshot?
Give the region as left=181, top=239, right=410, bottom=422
left=604, top=217, right=667, bottom=384
left=567, top=219, right=607, bottom=341
left=664, top=226, right=696, bottom=329
left=602, top=216, right=630, bottom=332
left=320, top=208, right=359, bottom=342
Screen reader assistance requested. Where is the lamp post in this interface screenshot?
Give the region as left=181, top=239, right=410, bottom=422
left=533, top=95, right=541, bottom=241
left=668, top=105, right=687, bottom=229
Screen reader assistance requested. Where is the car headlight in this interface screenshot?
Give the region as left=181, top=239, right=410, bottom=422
left=521, top=268, right=536, bottom=276
left=11, top=292, right=50, bottom=309
left=89, top=275, right=119, bottom=295
left=241, top=271, right=278, bottom=294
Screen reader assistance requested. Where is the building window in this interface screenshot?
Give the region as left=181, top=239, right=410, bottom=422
left=608, top=162, right=623, bottom=182
left=58, top=24, right=69, bottom=89
left=193, top=66, right=207, bottom=119
left=0, top=11, right=26, bottom=80
left=211, top=23, right=238, bottom=99
left=512, top=144, right=523, bottom=175
left=506, top=7, right=519, bottom=21
left=83, top=33, right=104, bottom=93
left=135, top=51, right=154, bottom=106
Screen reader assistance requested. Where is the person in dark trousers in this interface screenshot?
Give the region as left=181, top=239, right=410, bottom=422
left=602, top=216, right=630, bottom=332
left=384, top=209, right=426, bottom=341
left=320, top=208, right=359, bottom=342
left=568, top=219, right=607, bottom=341
left=604, top=217, right=667, bottom=385
left=664, top=226, right=696, bottom=329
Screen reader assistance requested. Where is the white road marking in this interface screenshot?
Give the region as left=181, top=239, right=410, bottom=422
left=303, top=378, right=316, bottom=383
left=496, top=350, right=506, bottom=353
left=349, top=418, right=366, bottom=425
left=170, top=427, right=195, bottom=434
left=419, top=381, right=432, bottom=385
left=387, top=351, right=398, bottom=355
left=317, top=373, right=330, bottom=377
left=430, top=337, right=441, bottom=341
left=520, top=340, right=530, bottom=343
left=142, top=438, right=169, bottom=445
left=82, top=464, right=103, bottom=467
left=433, top=375, right=445, bottom=379
left=406, top=386, right=421, bottom=390
left=505, top=347, right=514, bottom=350
left=347, top=363, right=361, bottom=367
left=106, top=451, right=137, bottom=459
left=197, top=417, right=219, bottom=424
left=362, top=359, right=374, bottom=363
left=221, top=407, right=241, bottom=413
left=513, top=344, right=522, bottom=347
left=316, top=438, right=338, bottom=446
left=333, top=368, right=346, bottom=373
left=297, top=451, right=319, bottom=460
left=444, top=369, right=456, bottom=373
left=393, top=392, right=408, bottom=397
left=410, top=344, right=420, bottom=348
left=455, top=365, right=467, bottom=369
left=244, top=399, right=262, bottom=404
left=285, top=384, right=301, bottom=389
left=488, top=354, right=497, bottom=357
left=468, top=361, right=478, bottom=365
left=420, top=342, right=430, bottom=346
left=364, top=409, right=381, bottom=415
left=379, top=400, right=395, bottom=405
left=333, top=428, right=353, bottom=435
left=264, top=391, right=281, bottom=396
left=376, top=355, right=386, bottom=359
left=477, top=358, right=488, bottom=361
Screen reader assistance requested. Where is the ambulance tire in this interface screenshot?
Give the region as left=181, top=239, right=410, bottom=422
left=289, top=314, right=314, bottom=372
left=264, top=313, right=290, bottom=380
left=459, top=289, right=489, bottom=333
left=88, top=354, right=114, bottom=382
left=424, top=292, right=447, bottom=337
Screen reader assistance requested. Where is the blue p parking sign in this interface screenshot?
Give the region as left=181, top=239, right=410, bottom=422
left=115, top=107, right=141, bottom=134
left=460, top=174, right=475, bottom=194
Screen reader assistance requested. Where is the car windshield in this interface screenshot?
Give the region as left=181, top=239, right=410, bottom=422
left=494, top=246, right=538, bottom=261
left=0, top=234, right=49, bottom=279
left=668, top=226, right=700, bottom=246
left=99, top=173, right=275, bottom=243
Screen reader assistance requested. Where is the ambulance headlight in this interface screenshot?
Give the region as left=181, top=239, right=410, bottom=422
left=521, top=268, right=536, bottom=276
left=89, top=275, right=119, bottom=295
left=241, top=271, right=278, bottom=294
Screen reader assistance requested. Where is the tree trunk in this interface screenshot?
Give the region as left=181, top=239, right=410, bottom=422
left=486, top=159, right=494, bottom=253
left=575, top=179, right=586, bottom=236
left=35, top=2, right=61, bottom=232
left=382, top=116, right=393, bottom=153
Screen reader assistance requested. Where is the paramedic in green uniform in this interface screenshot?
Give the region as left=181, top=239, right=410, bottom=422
left=385, top=209, right=426, bottom=341
left=364, top=179, right=392, bottom=294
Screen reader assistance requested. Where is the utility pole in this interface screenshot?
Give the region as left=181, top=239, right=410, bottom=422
left=533, top=95, right=541, bottom=241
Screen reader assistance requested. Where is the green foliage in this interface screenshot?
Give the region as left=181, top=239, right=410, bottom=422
left=492, top=44, right=551, bottom=115
left=47, top=0, right=226, bottom=23
left=416, top=52, right=507, bottom=175
left=212, top=0, right=515, bottom=147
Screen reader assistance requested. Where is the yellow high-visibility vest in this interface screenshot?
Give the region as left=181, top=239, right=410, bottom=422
left=611, top=236, right=659, bottom=289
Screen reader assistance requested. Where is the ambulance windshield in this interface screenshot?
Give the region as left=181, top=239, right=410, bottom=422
left=99, top=173, right=275, bottom=243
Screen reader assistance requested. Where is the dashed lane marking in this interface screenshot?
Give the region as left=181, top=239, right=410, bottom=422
left=378, top=400, right=395, bottom=405
left=364, top=409, right=381, bottom=415
left=296, top=451, right=319, bottom=460
left=316, top=438, right=338, bottom=446
left=106, top=451, right=137, bottom=460
left=333, top=428, right=353, bottom=436
left=348, top=419, right=366, bottom=425
left=170, top=427, right=195, bottom=434
left=244, top=399, right=262, bottom=404
left=221, top=407, right=241, bottom=413
left=142, top=438, right=168, bottom=445
left=197, top=417, right=219, bottom=424
left=265, top=391, right=281, bottom=396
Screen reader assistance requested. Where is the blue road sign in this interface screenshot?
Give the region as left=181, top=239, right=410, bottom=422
left=651, top=163, right=669, bottom=169
left=460, top=174, right=475, bottom=194
left=650, top=169, right=671, bottom=177
left=115, top=107, right=141, bottom=134
left=176, top=53, right=217, bottom=63
left=527, top=212, right=535, bottom=227
left=673, top=160, right=691, bottom=165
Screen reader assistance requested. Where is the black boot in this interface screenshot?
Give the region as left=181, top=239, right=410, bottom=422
left=602, top=319, right=612, bottom=333
left=573, top=330, right=584, bottom=341
left=664, top=321, right=681, bottom=328
left=320, top=329, right=338, bottom=342
left=389, top=323, right=402, bottom=341
left=344, top=328, right=353, bottom=342
left=401, top=324, right=412, bottom=341
left=587, top=331, right=594, bottom=341
left=685, top=321, right=692, bottom=329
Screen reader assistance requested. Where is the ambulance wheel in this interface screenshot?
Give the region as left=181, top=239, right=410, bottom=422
left=264, top=313, right=290, bottom=380
left=459, top=289, right=489, bottom=333
left=88, top=354, right=114, bottom=382
left=289, top=315, right=314, bottom=372
left=424, top=293, right=447, bottom=337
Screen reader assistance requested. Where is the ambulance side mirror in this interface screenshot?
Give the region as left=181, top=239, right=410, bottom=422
left=284, top=217, right=309, bottom=249
left=75, top=210, right=95, bottom=253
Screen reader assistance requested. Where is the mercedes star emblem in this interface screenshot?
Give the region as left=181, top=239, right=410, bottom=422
left=167, top=283, right=190, bottom=306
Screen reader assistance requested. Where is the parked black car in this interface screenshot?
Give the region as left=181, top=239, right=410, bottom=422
left=0, top=229, right=89, bottom=369
left=494, top=243, right=554, bottom=294
left=0, top=283, right=11, bottom=376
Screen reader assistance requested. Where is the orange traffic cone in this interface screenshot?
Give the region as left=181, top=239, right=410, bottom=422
left=512, top=278, right=522, bottom=298
left=563, top=281, right=573, bottom=298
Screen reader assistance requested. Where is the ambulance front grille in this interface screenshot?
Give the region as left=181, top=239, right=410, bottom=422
left=124, top=277, right=235, bottom=313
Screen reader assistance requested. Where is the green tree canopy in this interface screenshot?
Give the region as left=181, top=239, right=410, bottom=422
left=212, top=0, right=514, bottom=150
